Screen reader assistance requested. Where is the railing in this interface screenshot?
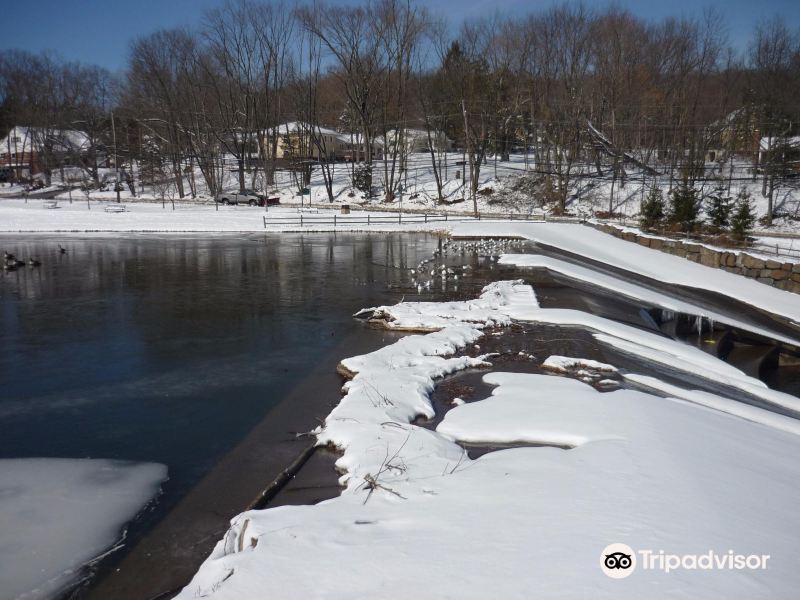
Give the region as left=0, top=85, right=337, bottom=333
left=751, top=241, right=800, bottom=261
left=264, top=212, right=450, bottom=228
left=263, top=209, right=566, bottom=228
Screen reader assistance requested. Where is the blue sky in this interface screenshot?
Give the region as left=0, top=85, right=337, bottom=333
left=3, top=0, right=799, bottom=73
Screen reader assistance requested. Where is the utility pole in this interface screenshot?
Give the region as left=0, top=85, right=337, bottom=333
left=111, top=111, right=120, bottom=203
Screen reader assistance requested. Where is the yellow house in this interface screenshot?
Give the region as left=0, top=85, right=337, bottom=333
left=267, top=122, right=342, bottom=160
left=266, top=122, right=383, bottom=161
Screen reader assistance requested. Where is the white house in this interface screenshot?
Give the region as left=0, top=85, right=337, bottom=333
left=385, top=128, right=453, bottom=153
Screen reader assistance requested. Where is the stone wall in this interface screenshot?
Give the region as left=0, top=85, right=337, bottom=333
left=590, top=223, right=800, bottom=295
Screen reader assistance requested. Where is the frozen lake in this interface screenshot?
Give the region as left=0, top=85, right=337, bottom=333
left=0, top=232, right=441, bottom=596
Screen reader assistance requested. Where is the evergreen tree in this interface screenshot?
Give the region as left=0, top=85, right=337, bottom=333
left=353, top=163, right=372, bottom=196
left=669, top=180, right=700, bottom=233
left=705, top=180, right=732, bottom=231
left=731, top=190, right=756, bottom=240
left=640, top=186, right=665, bottom=230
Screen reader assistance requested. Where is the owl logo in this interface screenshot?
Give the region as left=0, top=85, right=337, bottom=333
left=600, top=543, right=637, bottom=578
left=604, top=552, right=633, bottom=570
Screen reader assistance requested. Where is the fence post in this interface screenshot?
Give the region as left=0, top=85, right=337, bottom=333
left=445, top=213, right=448, bottom=222
left=334, top=214, right=337, bottom=227
left=425, top=214, right=428, bottom=223
left=368, top=214, right=370, bottom=225
left=301, top=213, right=303, bottom=227
left=399, top=212, right=402, bottom=224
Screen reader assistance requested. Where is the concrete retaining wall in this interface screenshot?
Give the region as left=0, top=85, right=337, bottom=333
left=590, top=223, right=800, bottom=295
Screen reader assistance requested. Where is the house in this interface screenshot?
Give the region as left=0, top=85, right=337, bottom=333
left=266, top=122, right=343, bottom=161
left=385, top=128, right=453, bottom=153
left=265, top=122, right=383, bottom=162
left=0, top=126, right=91, bottom=181
left=337, top=131, right=384, bottom=161
left=758, top=136, right=800, bottom=173
left=702, top=108, right=762, bottom=163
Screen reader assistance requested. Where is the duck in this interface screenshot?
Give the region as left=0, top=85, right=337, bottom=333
left=58, top=245, right=67, bottom=255
left=28, top=258, right=41, bottom=267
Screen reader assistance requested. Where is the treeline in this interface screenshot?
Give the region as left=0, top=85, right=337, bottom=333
left=1, top=0, right=798, bottom=218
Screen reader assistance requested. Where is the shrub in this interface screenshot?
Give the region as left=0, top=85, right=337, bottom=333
left=669, top=180, right=700, bottom=233
left=704, top=181, right=732, bottom=231
left=640, top=186, right=665, bottom=230
left=731, top=190, right=756, bottom=240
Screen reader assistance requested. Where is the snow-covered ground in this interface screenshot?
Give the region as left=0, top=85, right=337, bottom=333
left=177, top=281, right=800, bottom=599
left=2, top=152, right=798, bottom=229
left=0, top=198, right=474, bottom=233
left=0, top=458, right=166, bottom=599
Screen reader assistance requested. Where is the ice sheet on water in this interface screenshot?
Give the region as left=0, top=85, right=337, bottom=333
left=0, top=458, right=167, bottom=600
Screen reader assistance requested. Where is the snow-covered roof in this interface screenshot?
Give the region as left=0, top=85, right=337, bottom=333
left=268, top=122, right=384, bottom=147
left=0, top=126, right=90, bottom=155
left=337, top=132, right=384, bottom=147
left=759, top=136, right=800, bottom=151
left=387, top=128, right=451, bottom=141
left=269, top=121, right=341, bottom=139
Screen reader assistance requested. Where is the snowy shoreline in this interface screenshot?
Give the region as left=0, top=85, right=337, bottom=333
left=176, top=280, right=800, bottom=599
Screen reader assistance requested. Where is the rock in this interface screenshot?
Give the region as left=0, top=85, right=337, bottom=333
left=637, top=237, right=651, bottom=247
left=684, top=243, right=703, bottom=253
left=700, top=247, right=720, bottom=268
left=765, top=259, right=782, bottom=270
left=700, top=253, right=720, bottom=268
left=741, top=254, right=766, bottom=270
left=792, top=264, right=800, bottom=274
left=771, top=269, right=789, bottom=280
left=757, top=277, right=774, bottom=285
left=649, top=238, right=664, bottom=250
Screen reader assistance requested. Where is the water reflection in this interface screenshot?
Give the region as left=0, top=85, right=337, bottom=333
left=0, top=232, right=438, bottom=528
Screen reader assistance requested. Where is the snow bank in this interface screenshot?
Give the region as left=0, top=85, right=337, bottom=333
left=504, top=306, right=800, bottom=414
left=541, top=355, right=618, bottom=374
left=451, top=221, right=800, bottom=323
left=358, top=277, right=798, bottom=415
left=179, top=368, right=800, bottom=599
left=0, top=458, right=167, bottom=599
left=498, top=253, right=800, bottom=345
left=355, top=279, right=538, bottom=331
left=622, top=373, right=800, bottom=436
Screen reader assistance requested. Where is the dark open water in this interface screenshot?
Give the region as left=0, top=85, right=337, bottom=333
left=0, top=233, right=438, bottom=548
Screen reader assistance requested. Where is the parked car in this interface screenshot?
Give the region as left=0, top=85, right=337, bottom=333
left=215, top=189, right=266, bottom=206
